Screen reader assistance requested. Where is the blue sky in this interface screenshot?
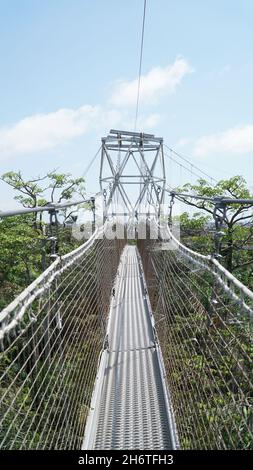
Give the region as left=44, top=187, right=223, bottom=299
left=1, top=0, right=253, bottom=208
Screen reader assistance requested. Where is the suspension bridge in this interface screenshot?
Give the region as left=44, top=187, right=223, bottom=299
left=0, top=130, right=253, bottom=450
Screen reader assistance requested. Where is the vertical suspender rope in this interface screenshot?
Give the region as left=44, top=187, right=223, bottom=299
left=134, top=0, right=147, bottom=133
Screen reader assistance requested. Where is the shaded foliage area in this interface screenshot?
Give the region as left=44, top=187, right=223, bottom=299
left=0, top=170, right=115, bottom=449
left=139, top=235, right=253, bottom=450
left=0, top=216, right=43, bottom=309
left=176, top=176, right=253, bottom=290
left=0, top=216, right=83, bottom=310
left=0, top=170, right=88, bottom=309
left=0, top=237, right=125, bottom=449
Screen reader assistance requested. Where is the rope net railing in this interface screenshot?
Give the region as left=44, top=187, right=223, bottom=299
left=138, top=223, right=253, bottom=450
left=0, top=224, right=125, bottom=449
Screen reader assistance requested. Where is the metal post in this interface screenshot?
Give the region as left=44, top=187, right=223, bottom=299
left=90, top=197, right=96, bottom=234
left=213, top=199, right=226, bottom=258
left=168, top=192, right=175, bottom=228
left=41, top=238, right=47, bottom=271
left=103, top=190, right=107, bottom=224
left=48, top=208, right=59, bottom=260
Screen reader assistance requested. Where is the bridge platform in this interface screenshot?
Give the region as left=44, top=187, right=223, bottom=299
left=83, top=245, right=177, bottom=450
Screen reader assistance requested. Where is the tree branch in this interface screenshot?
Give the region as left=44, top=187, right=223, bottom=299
left=233, top=259, right=253, bottom=270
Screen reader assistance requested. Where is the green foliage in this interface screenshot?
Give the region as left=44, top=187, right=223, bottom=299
left=181, top=175, right=251, bottom=202
left=1, top=171, right=45, bottom=208
left=179, top=211, right=210, bottom=230
left=0, top=236, right=123, bottom=449
left=146, top=245, right=253, bottom=450
left=178, top=211, right=212, bottom=254
left=176, top=176, right=253, bottom=286
left=1, top=170, right=85, bottom=211
left=0, top=170, right=87, bottom=309
left=0, top=216, right=43, bottom=308
left=47, top=171, right=85, bottom=202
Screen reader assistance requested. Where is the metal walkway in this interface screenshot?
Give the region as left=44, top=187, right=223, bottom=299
left=83, top=245, right=177, bottom=450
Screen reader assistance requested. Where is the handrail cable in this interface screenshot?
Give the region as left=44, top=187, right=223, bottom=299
left=164, top=144, right=218, bottom=184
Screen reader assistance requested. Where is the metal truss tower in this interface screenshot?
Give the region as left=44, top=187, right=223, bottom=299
left=100, top=129, right=166, bottom=220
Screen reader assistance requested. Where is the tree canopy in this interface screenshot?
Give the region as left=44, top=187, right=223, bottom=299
left=0, top=170, right=87, bottom=308
left=176, top=176, right=253, bottom=284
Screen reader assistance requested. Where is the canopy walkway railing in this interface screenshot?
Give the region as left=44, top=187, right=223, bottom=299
left=0, top=218, right=253, bottom=449
left=138, top=222, right=253, bottom=449
left=0, top=224, right=125, bottom=449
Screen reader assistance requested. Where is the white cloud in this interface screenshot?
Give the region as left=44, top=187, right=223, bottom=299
left=176, top=137, right=192, bottom=147
left=0, top=105, right=162, bottom=157
left=139, top=113, right=161, bottom=129
left=116, top=112, right=161, bottom=132
left=0, top=59, right=192, bottom=157
left=193, top=125, right=253, bottom=157
left=0, top=106, right=123, bottom=156
left=109, top=58, right=193, bottom=107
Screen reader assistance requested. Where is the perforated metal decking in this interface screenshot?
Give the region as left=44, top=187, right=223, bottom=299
left=83, top=246, right=178, bottom=450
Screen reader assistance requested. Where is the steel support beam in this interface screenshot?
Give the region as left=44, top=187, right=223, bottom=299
left=100, top=130, right=166, bottom=221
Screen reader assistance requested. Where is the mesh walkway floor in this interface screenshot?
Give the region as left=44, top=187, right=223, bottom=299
left=83, top=245, right=177, bottom=450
